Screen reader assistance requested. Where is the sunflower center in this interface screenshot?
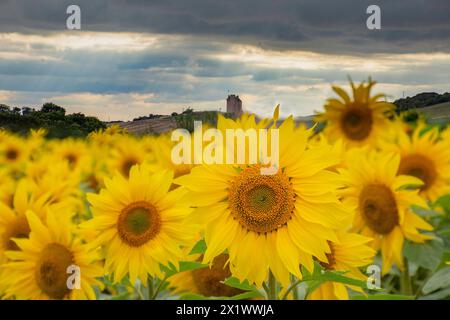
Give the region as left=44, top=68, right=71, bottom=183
left=398, top=154, right=436, bottom=191
left=86, top=174, right=100, bottom=191
left=117, top=201, right=160, bottom=247
left=121, top=158, right=138, bottom=177
left=359, top=184, right=399, bottom=235
left=2, top=216, right=30, bottom=251
left=192, top=254, right=243, bottom=297
left=35, top=243, right=74, bottom=299
left=6, top=148, right=19, bottom=160
left=65, top=153, right=78, bottom=168
left=340, top=103, right=373, bottom=141
left=229, top=166, right=295, bottom=233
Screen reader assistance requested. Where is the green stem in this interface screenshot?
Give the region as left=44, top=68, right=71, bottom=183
left=151, top=276, right=168, bottom=300
left=283, top=275, right=300, bottom=300
left=147, top=277, right=154, bottom=300
left=291, top=275, right=299, bottom=300
left=401, top=259, right=413, bottom=296
left=282, top=279, right=302, bottom=300
left=136, top=283, right=145, bottom=300
left=267, top=271, right=278, bottom=300
left=414, top=271, right=433, bottom=299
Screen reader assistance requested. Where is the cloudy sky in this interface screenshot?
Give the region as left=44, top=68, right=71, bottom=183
left=0, top=0, right=449, bottom=121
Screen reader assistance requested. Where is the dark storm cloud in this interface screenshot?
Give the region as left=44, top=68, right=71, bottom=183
left=0, top=0, right=449, bottom=54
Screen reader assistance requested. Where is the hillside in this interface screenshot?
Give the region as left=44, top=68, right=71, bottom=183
left=109, top=110, right=232, bottom=135
left=394, top=92, right=450, bottom=111
left=417, top=101, right=450, bottom=124
left=112, top=116, right=177, bottom=135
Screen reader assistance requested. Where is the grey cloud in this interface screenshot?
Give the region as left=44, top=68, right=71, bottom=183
left=0, top=0, right=449, bottom=54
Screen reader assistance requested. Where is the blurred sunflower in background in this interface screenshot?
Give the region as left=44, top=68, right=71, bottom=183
left=381, top=124, right=450, bottom=202
left=339, top=149, right=433, bottom=274
left=307, top=232, right=375, bottom=300
left=151, top=133, right=194, bottom=179
left=0, top=181, right=56, bottom=262
left=0, top=168, right=15, bottom=205
left=169, top=253, right=244, bottom=298
left=107, top=136, right=154, bottom=178
left=317, top=79, right=395, bottom=148
left=0, top=134, right=30, bottom=172
left=3, top=210, right=103, bottom=300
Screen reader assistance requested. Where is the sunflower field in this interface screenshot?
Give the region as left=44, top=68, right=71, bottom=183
left=0, top=79, right=449, bottom=301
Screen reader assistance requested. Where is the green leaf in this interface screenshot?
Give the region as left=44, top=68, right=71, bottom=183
left=179, top=293, right=210, bottom=300
left=422, top=266, right=450, bottom=294
left=435, top=195, right=450, bottom=213
left=352, top=294, right=413, bottom=300
left=442, top=250, right=450, bottom=263
left=304, top=270, right=369, bottom=290
left=419, top=287, right=450, bottom=300
left=190, top=239, right=207, bottom=255
left=178, top=291, right=264, bottom=300
left=403, top=238, right=444, bottom=271
left=297, top=262, right=371, bottom=298
left=411, top=206, right=442, bottom=218
left=110, top=292, right=132, bottom=300
left=302, top=262, right=369, bottom=290
left=223, top=277, right=258, bottom=291
left=160, top=262, right=178, bottom=278
left=228, top=291, right=264, bottom=300
left=161, top=261, right=207, bottom=278
left=179, top=261, right=208, bottom=272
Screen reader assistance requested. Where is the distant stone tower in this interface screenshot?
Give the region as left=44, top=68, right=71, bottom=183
left=226, top=94, right=243, bottom=117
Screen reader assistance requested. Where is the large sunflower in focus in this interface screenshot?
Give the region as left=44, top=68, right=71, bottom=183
left=3, top=210, right=103, bottom=300
left=307, top=232, right=375, bottom=300
left=381, top=124, right=450, bottom=202
left=175, top=113, right=350, bottom=288
left=339, top=150, right=433, bottom=274
left=317, top=79, right=395, bottom=148
left=82, top=164, right=196, bottom=284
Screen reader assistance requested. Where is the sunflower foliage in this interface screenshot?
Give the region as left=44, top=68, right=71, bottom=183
left=0, top=78, right=449, bottom=300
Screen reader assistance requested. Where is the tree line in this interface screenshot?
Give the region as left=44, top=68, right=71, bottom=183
left=0, top=103, right=106, bottom=138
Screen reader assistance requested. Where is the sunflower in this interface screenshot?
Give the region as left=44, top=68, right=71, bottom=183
left=24, top=159, right=81, bottom=212
left=339, top=149, right=433, bottom=274
left=0, top=168, right=15, bottom=206
left=81, top=164, right=196, bottom=284
left=307, top=232, right=375, bottom=300
left=381, top=124, right=450, bottom=202
left=47, top=138, right=92, bottom=175
left=2, top=210, right=103, bottom=300
left=175, top=112, right=351, bottom=288
left=316, top=79, right=395, bottom=148
left=104, top=124, right=129, bottom=135
left=169, top=253, right=244, bottom=298
left=0, top=134, right=30, bottom=171
left=107, top=136, right=154, bottom=178
left=0, top=181, right=54, bottom=263
left=0, top=179, right=74, bottom=295
left=150, top=133, right=194, bottom=179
